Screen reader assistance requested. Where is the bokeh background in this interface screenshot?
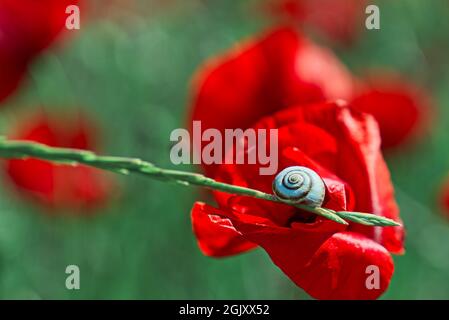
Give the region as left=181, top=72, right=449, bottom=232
left=0, top=0, right=449, bottom=299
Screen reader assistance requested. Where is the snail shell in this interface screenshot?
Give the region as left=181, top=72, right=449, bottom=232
left=272, top=166, right=325, bottom=207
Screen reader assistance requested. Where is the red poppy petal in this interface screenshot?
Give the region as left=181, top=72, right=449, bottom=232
left=54, top=165, right=112, bottom=210
left=298, top=232, right=394, bottom=300
left=334, top=106, right=404, bottom=254
left=439, top=179, right=449, bottom=219
left=266, top=0, right=366, bottom=44
left=6, top=158, right=55, bottom=205
left=0, top=0, right=80, bottom=54
left=351, top=79, right=430, bottom=149
left=8, top=113, right=58, bottom=145
left=232, top=214, right=393, bottom=299
left=190, top=27, right=353, bottom=133
left=0, top=62, right=26, bottom=103
left=277, top=123, right=338, bottom=170
left=191, top=202, right=257, bottom=257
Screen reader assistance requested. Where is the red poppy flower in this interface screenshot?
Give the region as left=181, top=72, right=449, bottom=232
left=190, top=27, right=353, bottom=174
left=439, top=178, right=449, bottom=219
left=265, top=0, right=367, bottom=44
left=4, top=111, right=113, bottom=211
left=0, top=0, right=81, bottom=102
left=350, top=75, right=431, bottom=149
left=191, top=101, right=404, bottom=299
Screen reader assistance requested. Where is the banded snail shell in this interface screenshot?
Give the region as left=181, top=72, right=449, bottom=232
left=272, top=166, right=325, bottom=207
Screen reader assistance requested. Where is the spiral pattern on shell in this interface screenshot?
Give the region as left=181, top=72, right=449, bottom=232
left=272, top=166, right=326, bottom=207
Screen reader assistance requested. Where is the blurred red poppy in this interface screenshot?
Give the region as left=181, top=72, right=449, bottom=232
left=439, top=179, right=449, bottom=219
left=4, top=111, right=113, bottom=211
left=265, top=0, right=367, bottom=44
left=351, top=75, right=432, bottom=149
left=191, top=101, right=404, bottom=299
left=190, top=27, right=353, bottom=174
left=0, top=0, right=81, bottom=102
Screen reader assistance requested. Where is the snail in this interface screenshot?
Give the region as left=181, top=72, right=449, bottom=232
left=272, top=166, right=325, bottom=207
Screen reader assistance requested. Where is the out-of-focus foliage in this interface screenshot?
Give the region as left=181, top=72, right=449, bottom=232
left=0, top=0, right=448, bottom=299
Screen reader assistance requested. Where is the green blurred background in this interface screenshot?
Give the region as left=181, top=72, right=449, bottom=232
left=0, top=0, right=448, bottom=299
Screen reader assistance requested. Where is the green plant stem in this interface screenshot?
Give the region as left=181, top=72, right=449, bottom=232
left=0, top=138, right=401, bottom=227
